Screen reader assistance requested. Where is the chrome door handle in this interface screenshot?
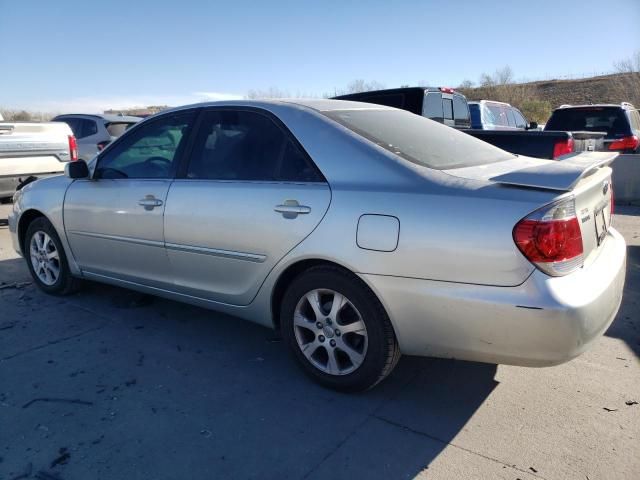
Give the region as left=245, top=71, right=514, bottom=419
left=138, top=195, right=163, bottom=210
left=275, top=200, right=311, bottom=219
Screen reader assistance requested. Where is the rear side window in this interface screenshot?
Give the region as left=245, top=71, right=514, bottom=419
left=58, top=118, right=81, bottom=137
left=106, top=122, right=136, bottom=138
left=443, top=98, right=454, bottom=120
left=486, top=104, right=509, bottom=126
left=77, top=119, right=98, bottom=138
left=324, top=109, right=514, bottom=170
left=546, top=107, right=631, bottom=137
left=186, top=109, right=322, bottom=182
left=423, top=92, right=443, bottom=120
left=453, top=95, right=470, bottom=126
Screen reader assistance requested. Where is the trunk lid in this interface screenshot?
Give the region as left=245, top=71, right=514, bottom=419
left=571, top=131, right=606, bottom=153
left=445, top=152, right=617, bottom=266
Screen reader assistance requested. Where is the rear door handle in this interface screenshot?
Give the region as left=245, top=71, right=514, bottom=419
left=138, top=195, right=163, bottom=210
left=275, top=200, right=311, bottom=219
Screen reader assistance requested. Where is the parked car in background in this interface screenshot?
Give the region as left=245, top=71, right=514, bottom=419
left=469, top=100, right=537, bottom=130
left=337, top=87, right=605, bottom=160
left=0, top=121, right=76, bottom=200
left=334, top=86, right=472, bottom=128
left=545, top=103, right=640, bottom=153
left=52, top=114, right=141, bottom=162
left=10, top=99, right=625, bottom=391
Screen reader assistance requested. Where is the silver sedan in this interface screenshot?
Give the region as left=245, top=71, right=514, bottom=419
left=9, top=100, right=626, bottom=391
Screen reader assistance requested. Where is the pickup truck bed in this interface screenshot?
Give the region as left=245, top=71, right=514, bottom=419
left=463, top=129, right=605, bottom=159
left=0, top=122, right=73, bottom=198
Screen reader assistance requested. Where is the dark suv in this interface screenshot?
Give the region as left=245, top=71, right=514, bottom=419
left=545, top=103, right=640, bottom=153
left=334, top=87, right=471, bottom=128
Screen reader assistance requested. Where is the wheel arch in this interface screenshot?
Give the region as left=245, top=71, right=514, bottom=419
left=18, top=209, right=48, bottom=254
left=270, top=258, right=392, bottom=333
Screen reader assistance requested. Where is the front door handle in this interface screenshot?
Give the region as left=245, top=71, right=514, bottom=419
left=275, top=200, right=311, bottom=219
left=138, top=195, right=163, bottom=210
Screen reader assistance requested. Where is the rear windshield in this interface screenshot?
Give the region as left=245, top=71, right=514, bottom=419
left=324, top=109, right=514, bottom=170
left=546, top=107, right=630, bottom=137
left=106, top=122, right=136, bottom=138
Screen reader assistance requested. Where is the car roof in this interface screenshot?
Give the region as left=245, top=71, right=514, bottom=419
left=468, top=100, right=512, bottom=107
left=162, top=98, right=395, bottom=115
left=55, top=113, right=143, bottom=122
left=555, top=103, right=635, bottom=111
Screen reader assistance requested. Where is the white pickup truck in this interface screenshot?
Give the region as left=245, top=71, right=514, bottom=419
left=0, top=121, right=76, bottom=200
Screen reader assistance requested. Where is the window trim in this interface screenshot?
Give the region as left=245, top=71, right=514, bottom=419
left=175, top=106, right=327, bottom=184
left=93, top=108, right=200, bottom=180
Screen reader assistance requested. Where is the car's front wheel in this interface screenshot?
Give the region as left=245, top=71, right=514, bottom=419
left=280, top=265, right=400, bottom=392
left=25, top=217, right=81, bottom=295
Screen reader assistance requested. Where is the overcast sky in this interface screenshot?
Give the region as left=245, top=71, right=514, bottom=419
left=1, top=0, right=638, bottom=113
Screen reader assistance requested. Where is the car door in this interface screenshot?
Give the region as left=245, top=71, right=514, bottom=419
left=64, top=110, right=197, bottom=289
left=164, top=107, right=331, bottom=306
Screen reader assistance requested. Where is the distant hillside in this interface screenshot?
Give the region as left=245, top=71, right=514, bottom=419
left=459, top=72, right=639, bottom=124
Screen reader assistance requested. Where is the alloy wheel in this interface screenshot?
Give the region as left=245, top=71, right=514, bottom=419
left=29, top=231, right=60, bottom=286
left=293, top=288, right=368, bottom=375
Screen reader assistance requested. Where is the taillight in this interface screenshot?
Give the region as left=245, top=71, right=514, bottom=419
left=439, top=87, right=455, bottom=94
left=610, top=182, right=614, bottom=216
left=97, top=141, right=110, bottom=151
left=513, top=197, right=584, bottom=276
left=68, top=135, right=78, bottom=161
left=552, top=137, right=574, bottom=159
left=608, top=135, right=639, bottom=152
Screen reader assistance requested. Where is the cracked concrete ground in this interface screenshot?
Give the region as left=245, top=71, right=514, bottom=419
left=0, top=202, right=638, bottom=480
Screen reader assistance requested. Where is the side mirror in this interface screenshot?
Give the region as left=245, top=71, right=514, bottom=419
left=65, top=160, right=89, bottom=179
left=528, top=121, right=538, bottom=130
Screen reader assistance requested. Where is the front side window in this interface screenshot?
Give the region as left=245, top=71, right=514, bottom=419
left=95, top=111, right=195, bottom=179
left=513, top=109, right=528, bottom=129
left=506, top=109, right=517, bottom=127
left=186, top=109, right=322, bottom=182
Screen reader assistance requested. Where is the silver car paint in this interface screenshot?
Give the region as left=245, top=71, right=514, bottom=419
left=9, top=99, right=626, bottom=367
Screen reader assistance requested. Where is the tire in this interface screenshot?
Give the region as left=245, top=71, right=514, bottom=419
left=280, top=265, right=400, bottom=392
left=24, top=217, right=81, bottom=295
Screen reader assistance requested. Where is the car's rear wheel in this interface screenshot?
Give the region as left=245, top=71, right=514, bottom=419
left=25, top=217, right=81, bottom=295
left=280, top=265, right=400, bottom=392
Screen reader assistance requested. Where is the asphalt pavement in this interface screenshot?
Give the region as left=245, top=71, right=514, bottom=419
left=0, top=201, right=638, bottom=480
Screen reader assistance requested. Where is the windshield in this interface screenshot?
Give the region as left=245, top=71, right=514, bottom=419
left=324, top=109, right=514, bottom=170
left=546, top=107, right=630, bottom=137
left=106, top=122, right=137, bottom=138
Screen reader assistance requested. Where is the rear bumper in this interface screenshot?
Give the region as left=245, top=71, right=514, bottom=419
left=361, top=227, right=626, bottom=366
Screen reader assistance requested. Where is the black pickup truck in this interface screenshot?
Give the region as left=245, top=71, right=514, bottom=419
left=334, top=87, right=605, bottom=159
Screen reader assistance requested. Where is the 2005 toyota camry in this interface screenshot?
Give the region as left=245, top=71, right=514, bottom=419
left=9, top=100, right=626, bottom=391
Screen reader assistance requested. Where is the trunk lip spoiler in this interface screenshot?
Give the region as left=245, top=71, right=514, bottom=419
left=489, top=152, right=619, bottom=192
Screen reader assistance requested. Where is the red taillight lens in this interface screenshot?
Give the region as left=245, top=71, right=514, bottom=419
left=68, top=135, right=78, bottom=161
left=439, top=86, right=455, bottom=94
left=552, top=137, right=574, bottom=159
left=513, top=198, right=584, bottom=276
left=608, top=135, right=639, bottom=152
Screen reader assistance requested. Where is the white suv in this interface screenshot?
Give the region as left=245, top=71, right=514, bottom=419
left=52, top=114, right=141, bottom=161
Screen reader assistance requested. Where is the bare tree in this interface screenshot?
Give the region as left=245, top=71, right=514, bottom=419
left=458, top=79, right=475, bottom=89
left=612, top=50, right=640, bottom=106
left=332, top=79, right=385, bottom=96
left=245, top=87, right=291, bottom=99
